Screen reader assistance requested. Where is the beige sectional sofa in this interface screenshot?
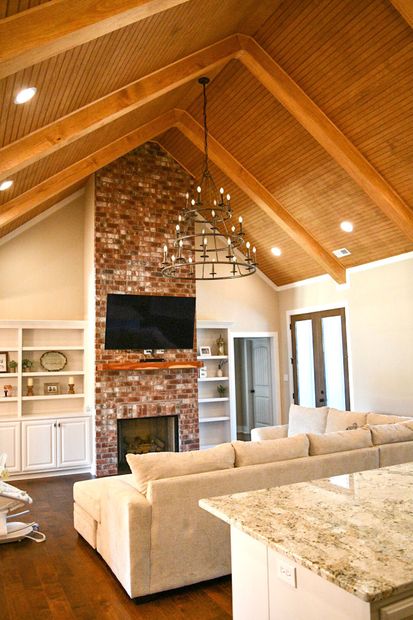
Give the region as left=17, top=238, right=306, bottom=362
left=73, top=405, right=413, bottom=598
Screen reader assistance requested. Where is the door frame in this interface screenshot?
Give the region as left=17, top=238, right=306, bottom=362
left=229, top=331, right=281, bottom=437
left=286, top=302, right=354, bottom=410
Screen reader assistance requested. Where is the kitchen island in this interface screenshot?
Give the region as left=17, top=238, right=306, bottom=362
left=200, top=463, right=413, bottom=620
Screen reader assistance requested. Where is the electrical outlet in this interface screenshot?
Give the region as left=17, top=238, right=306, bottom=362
left=276, top=559, right=297, bottom=588
left=155, top=349, right=165, bottom=354
left=144, top=349, right=153, bottom=355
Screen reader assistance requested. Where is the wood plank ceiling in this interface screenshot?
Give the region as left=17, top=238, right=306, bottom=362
left=0, top=0, right=412, bottom=285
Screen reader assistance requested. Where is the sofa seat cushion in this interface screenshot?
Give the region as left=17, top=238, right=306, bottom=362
left=369, top=421, right=413, bottom=446
left=127, top=443, right=235, bottom=495
left=325, top=408, right=367, bottom=433
left=367, top=412, right=412, bottom=425
left=308, top=427, right=373, bottom=456
left=232, top=434, right=309, bottom=467
left=288, top=404, right=329, bottom=437
left=73, top=474, right=134, bottom=522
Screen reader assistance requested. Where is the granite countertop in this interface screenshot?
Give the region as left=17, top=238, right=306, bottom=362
left=199, top=463, right=413, bottom=603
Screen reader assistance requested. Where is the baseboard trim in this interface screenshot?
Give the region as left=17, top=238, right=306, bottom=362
left=7, top=467, right=93, bottom=481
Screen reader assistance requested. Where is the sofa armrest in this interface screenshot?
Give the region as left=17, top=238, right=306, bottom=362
left=97, top=478, right=152, bottom=598
left=251, top=424, right=289, bottom=441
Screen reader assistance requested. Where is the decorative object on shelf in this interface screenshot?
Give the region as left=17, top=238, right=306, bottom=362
left=199, top=366, right=208, bottom=379
left=44, top=382, right=60, bottom=395
left=0, top=352, right=8, bottom=373
left=216, top=359, right=227, bottom=377
left=199, top=345, right=211, bottom=357
left=22, top=358, right=33, bottom=372
left=216, top=334, right=225, bottom=356
left=40, top=351, right=67, bottom=372
left=217, top=384, right=226, bottom=397
left=8, top=359, right=17, bottom=373
left=68, top=377, right=75, bottom=394
left=26, top=378, right=34, bottom=397
left=160, top=77, right=257, bottom=281
left=3, top=384, right=13, bottom=397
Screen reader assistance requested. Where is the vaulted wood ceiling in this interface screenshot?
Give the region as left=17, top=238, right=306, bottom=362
left=0, top=0, right=412, bottom=285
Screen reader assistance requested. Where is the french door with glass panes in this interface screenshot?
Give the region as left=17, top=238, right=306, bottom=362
left=290, top=308, right=350, bottom=410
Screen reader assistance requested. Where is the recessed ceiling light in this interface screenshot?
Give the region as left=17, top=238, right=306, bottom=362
left=340, top=221, right=353, bottom=233
left=271, top=247, right=282, bottom=257
left=0, top=180, right=13, bottom=191
left=14, top=86, right=37, bottom=104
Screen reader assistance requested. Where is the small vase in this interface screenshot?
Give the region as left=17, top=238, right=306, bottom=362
left=216, top=368, right=223, bottom=377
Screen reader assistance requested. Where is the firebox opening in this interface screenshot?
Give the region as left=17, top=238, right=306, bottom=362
left=117, top=415, right=179, bottom=474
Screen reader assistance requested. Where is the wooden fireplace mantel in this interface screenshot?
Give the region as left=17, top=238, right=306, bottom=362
left=99, top=360, right=203, bottom=371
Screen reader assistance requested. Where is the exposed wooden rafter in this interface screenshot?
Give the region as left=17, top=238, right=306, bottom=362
left=237, top=34, right=413, bottom=242
left=174, top=109, right=347, bottom=284
left=0, top=0, right=190, bottom=80
left=389, top=0, right=413, bottom=29
left=0, top=111, right=175, bottom=234
left=0, top=35, right=241, bottom=181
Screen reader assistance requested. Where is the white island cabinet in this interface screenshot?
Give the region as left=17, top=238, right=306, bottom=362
left=200, top=464, right=413, bottom=620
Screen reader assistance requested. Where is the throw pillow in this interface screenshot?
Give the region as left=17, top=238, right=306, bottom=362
left=287, top=404, right=328, bottom=436
left=232, top=434, right=309, bottom=467
left=308, top=427, right=373, bottom=456
left=325, top=408, right=367, bottom=433
left=126, top=443, right=235, bottom=495
left=366, top=412, right=412, bottom=425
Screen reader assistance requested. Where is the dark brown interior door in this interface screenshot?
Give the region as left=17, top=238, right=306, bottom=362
left=290, top=308, right=350, bottom=409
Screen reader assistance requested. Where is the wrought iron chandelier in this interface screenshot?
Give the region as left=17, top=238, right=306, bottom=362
left=160, top=77, right=257, bottom=280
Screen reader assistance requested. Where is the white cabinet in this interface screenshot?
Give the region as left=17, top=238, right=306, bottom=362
left=197, top=321, right=234, bottom=449
left=0, top=420, right=21, bottom=472
left=22, top=417, right=90, bottom=472
left=22, top=419, right=56, bottom=471
left=58, top=417, right=90, bottom=468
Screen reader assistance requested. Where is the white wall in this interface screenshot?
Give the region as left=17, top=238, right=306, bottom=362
left=197, top=273, right=279, bottom=332
left=277, top=255, right=413, bottom=420
left=0, top=194, right=85, bottom=320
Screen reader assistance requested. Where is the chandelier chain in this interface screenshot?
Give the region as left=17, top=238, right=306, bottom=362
left=202, top=80, right=209, bottom=174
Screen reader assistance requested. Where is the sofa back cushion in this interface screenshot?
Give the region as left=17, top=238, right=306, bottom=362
left=308, top=427, right=373, bottom=456
left=325, top=408, right=368, bottom=433
left=369, top=421, right=413, bottom=446
left=232, top=434, right=309, bottom=467
left=126, top=443, right=235, bottom=495
left=288, top=404, right=328, bottom=436
left=367, top=412, right=412, bottom=425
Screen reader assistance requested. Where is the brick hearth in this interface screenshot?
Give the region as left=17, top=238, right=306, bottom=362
left=94, top=142, right=198, bottom=477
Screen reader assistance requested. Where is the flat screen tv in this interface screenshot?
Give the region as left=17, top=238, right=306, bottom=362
left=104, top=293, right=195, bottom=350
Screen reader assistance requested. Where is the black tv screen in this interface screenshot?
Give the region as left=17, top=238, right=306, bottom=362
left=104, top=294, right=195, bottom=350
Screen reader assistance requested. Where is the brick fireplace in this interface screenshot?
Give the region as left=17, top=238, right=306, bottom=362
left=94, top=142, right=198, bottom=477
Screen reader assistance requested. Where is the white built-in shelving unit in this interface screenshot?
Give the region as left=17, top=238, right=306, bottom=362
left=0, top=321, right=91, bottom=478
left=197, top=321, right=235, bottom=449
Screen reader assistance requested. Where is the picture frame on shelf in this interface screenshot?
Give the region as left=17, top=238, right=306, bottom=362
left=199, top=346, right=211, bottom=357
left=44, top=382, right=60, bottom=395
left=0, top=352, right=8, bottom=373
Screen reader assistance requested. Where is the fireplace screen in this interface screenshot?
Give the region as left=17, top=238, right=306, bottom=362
left=117, top=415, right=179, bottom=473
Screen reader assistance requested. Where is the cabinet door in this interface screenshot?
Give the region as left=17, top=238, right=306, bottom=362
left=22, top=420, right=57, bottom=471
left=0, top=421, right=21, bottom=472
left=57, top=417, right=90, bottom=468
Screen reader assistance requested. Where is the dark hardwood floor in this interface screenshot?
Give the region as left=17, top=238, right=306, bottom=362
left=0, top=475, right=232, bottom=620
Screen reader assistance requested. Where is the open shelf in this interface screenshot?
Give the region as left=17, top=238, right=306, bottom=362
left=23, top=371, right=84, bottom=377
left=198, top=397, right=229, bottom=403
left=22, top=394, right=85, bottom=401
left=0, top=397, right=18, bottom=402
left=22, top=346, right=84, bottom=351
left=197, top=355, right=228, bottom=361
left=0, top=373, right=18, bottom=378
left=198, top=377, right=229, bottom=382
left=199, top=416, right=230, bottom=423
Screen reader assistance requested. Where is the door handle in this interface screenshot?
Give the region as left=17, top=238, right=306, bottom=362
left=250, top=389, right=255, bottom=394
left=319, top=398, right=325, bottom=403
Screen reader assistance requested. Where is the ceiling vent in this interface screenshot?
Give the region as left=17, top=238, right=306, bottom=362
left=333, top=248, right=351, bottom=258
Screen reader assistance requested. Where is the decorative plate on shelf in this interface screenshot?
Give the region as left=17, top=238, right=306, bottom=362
left=40, top=351, right=67, bottom=372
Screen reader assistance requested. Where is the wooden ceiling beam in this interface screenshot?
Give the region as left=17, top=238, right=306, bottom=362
left=237, top=34, right=413, bottom=241
left=0, top=111, right=175, bottom=234
left=174, top=109, right=347, bottom=284
left=389, top=0, right=413, bottom=29
left=0, top=35, right=241, bottom=182
left=0, top=0, right=190, bottom=80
